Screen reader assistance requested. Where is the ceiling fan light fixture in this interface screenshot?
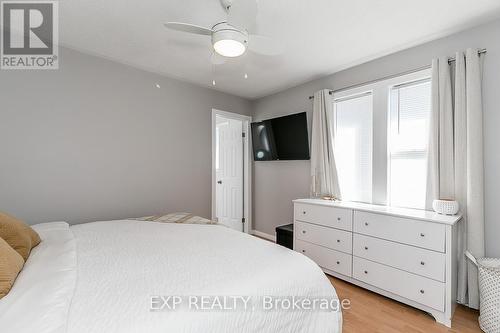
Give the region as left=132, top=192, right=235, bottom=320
left=212, top=27, right=247, bottom=58
left=214, top=39, right=246, bottom=57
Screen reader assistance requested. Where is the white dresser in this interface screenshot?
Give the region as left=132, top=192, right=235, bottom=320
left=293, top=198, right=462, bottom=327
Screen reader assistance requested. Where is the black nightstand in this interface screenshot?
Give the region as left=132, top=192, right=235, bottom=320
left=275, top=224, right=293, bottom=250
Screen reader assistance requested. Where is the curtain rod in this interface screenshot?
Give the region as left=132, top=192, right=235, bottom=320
left=308, top=48, right=487, bottom=100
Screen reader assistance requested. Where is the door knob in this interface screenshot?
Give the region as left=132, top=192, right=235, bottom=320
left=217, top=180, right=222, bottom=184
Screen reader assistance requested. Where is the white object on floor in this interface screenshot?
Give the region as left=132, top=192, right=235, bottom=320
left=293, top=198, right=462, bottom=327
left=466, top=251, right=500, bottom=333
left=432, top=199, right=460, bottom=215
left=1, top=219, right=341, bottom=333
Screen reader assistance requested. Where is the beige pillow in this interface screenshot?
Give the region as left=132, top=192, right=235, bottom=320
left=0, top=237, right=24, bottom=298
left=0, top=212, right=41, bottom=261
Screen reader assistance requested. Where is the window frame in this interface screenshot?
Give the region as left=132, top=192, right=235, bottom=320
left=331, top=68, right=431, bottom=207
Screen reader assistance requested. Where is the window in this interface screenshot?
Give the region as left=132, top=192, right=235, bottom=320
left=328, top=69, right=431, bottom=209
left=332, top=93, right=373, bottom=203
left=388, top=80, right=431, bottom=209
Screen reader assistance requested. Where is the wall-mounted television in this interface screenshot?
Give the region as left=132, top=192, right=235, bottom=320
left=251, top=112, right=310, bottom=161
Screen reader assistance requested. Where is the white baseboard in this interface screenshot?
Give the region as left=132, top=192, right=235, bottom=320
left=251, top=229, right=276, bottom=242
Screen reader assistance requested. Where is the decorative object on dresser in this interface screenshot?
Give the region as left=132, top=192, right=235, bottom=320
left=432, top=199, right=460, bottom=216
left=293, top=198, right=462, bottom=327
left=275, top=224, right=294, bottom=250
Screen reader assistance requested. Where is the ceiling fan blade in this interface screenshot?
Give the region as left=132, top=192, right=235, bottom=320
left=211, top=52, right=226, bottom=65
left=164, top=22, right=213, bottom=36
left=227, top=0, right=257, bottom=32
left=248, top=34, right=283, bottom=56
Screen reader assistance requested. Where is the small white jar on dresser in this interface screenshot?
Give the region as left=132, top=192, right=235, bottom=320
left=293, top=198, right=462, bottom=327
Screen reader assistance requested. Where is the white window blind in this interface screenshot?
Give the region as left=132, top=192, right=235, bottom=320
left=388, top=80, right=431, bottom=209
left=332, top=93, right=373, bottom=203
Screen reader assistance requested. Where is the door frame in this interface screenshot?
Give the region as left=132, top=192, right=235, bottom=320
left=211, top=108, right=252, bottom=233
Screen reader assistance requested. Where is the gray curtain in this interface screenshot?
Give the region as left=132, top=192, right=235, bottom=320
left=310, top=89, right=341, bottom=199
left=426, top=49, right=485, bottom=309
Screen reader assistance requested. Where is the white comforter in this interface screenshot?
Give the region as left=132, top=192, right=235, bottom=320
left=1, top=220, right=342, bottom=333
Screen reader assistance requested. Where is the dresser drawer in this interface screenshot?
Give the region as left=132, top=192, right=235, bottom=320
left=296, top=221, right=352, bottom=254
left=353, top=257, right=444, bottom=311
left=353, top=211, right=446, bottom=252
left=296, top=240, right=352, bottom=277
left=353, top=234, right=445, bottom=282
left=295, top=203, right=352, bottom=231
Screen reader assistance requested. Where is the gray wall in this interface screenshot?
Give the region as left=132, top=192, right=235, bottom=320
left=2, top=19, right=499, bottom=257
left=0, top=47, right=252, bottom=224
left=252, top=19, right=500, bottom=257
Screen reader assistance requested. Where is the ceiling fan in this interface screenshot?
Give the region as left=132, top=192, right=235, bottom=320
left=164, top=0, right=282, bottom=61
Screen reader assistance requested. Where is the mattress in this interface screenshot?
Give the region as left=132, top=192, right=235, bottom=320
left=0, top=220, right=342, bottom=333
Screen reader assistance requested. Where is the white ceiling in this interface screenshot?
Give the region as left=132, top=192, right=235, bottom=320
left=59, top=0, right=500, bottom=99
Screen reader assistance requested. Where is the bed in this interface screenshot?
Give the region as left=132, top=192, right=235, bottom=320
left=0, top=219, right=342, bottom=333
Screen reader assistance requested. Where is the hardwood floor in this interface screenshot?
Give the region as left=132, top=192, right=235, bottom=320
left=327, top=275, right=482, bottom=333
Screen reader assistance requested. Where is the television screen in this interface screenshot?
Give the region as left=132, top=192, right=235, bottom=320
left=251, top=112, right=310, bottom=161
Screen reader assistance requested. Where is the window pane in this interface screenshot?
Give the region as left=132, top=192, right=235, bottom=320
left=389, top=80, right=431, bottom=209
left=333, top=94, right=373, bottom=203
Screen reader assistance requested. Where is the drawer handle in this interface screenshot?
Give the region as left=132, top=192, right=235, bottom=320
left=364, top=222, right=369, bottom=226
left=336, top=239, right=341, bottom=243
left=420, top=261, right=425, bottom=266
left=336, top=261, right=340, bottom=265
left=364, top=246, right=368, bottom=250
left=302, top=230, right=306, bottom=234
left=337, top=217, right=341, bottom=221
left=364, top=270, right=368, bottom=274
left=420, top=233, right=425, bottom=237
left=420, top=289, right=425, bottom=294
left=302, top=211, right=307, bottom=214
left=302, top=249, right=306, bottom=253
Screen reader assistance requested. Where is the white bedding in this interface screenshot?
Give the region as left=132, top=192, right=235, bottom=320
left=0, top=222, right=77, bottom=333
left=2, top=220, right=342, bottom=333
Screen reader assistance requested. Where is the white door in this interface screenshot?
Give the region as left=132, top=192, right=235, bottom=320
left=216, top=116, right=244, bottom=231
